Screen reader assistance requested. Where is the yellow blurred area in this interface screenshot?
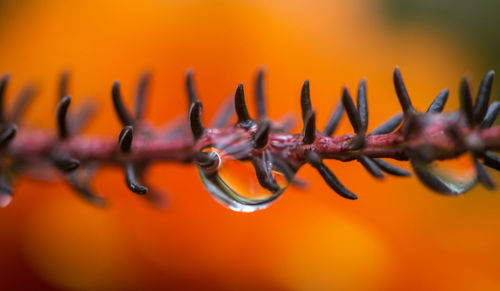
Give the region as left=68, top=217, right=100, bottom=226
left=1, top=0, right=500, bottom=290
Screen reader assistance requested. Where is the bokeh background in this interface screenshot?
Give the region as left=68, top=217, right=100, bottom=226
left=1, top=0, right=500, bottom=290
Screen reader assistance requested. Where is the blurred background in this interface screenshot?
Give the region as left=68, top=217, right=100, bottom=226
left=1, top=0, right=500, bottom=290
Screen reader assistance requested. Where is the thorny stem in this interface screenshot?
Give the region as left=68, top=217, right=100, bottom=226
left=2, top=67, right=500, bottom=208
left=8, top=120, right=499, bottom=165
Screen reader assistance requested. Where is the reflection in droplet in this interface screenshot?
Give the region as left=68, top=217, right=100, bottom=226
left=198, top=147, right=293, bottom=212
left=411, top=153, right=477, bottom=195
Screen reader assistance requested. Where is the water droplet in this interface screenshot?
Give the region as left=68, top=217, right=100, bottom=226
left=411, top=153, right=477, bottom=195
left=198, top=147, right=293, bottom=212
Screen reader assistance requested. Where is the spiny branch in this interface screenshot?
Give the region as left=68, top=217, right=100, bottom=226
left=1, top=67, right=500, bottom=211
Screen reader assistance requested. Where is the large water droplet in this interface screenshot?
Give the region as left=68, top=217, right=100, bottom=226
left=411, top=153, right=477, bottom=195
left=198, top=147, right=293, bottom=212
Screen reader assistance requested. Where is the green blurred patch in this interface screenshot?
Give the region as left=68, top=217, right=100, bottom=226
left=384, top=0, right=500, bottom=70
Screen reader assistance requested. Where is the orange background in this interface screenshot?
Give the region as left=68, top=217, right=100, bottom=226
left=1, top=0, right=499, bottom=290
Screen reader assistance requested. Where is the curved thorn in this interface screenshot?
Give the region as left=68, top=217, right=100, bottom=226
left=134, top=72, right=150, bottom=120
left=0, top=74, right=9, bottom=123
left=125, top=162, right=148, bottom=194
left=307, top=151, right=358, bottom=200
left=186, top=69, right=198, bottom=108
left=342, top=86, right=362, bottom=134
left=56, top=95, right=71, bottom=139
left=58, top=70, right=70, bottom=100
left=119, top=125, right=133, bottom=153
left=302, top=111, right=316, bottom=144
left=189, top=100, right=204, bottom=140
left=255, top=68, right=267, bottom=120
left=473, top=70, right=494, bottom=124
left=480, top=102, right=500, bottom=128
left=393, top=67, right=415, bottom=115
left=271, top=158, right=299, bottom=183
left=112, top=81, right=135, bottom=126
left=300, top=80, right=311, bottom=121
left=322, top=102, right=343, bottom=136
left=474, top=158, right=495, bottom=189
left=52, top=155, right=80, bottom=172
left=0, top=124, right=17, bottom=147
left=234, top=83, right=253, bottom=128
left=459, top=78, right=474, bottom=125
left=358, top=156, right=384, bottom=179
left=66, top=170, right=107, bottom=207
left=251, top=155, right=280, bottom=193
left=357, top=78, right=368, bottom=131
left=483, top=151, right=500, bottom=171
left=426, top=89, right=449, bottom=114
left=368, top=113, right=403, bottom=136
left=372, top=158, right=411, bottom=177
left=9, top=84, right=37, bottom=123
left=253, top=120, right=271, bottom=148
left=411, top=160, right=458, bottom=195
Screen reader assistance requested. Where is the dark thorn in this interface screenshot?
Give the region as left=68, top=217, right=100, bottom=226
left=112, top=81, right=135, bottom=126
left=368, top=113, right=403, bottom=136
left=302, top=111, right=316, bottom=144
left=253, top=120, right=271, bottom=148
left=210, top=96, right=234, bottom=128
left=58, top=71, right=70, bottom=100
left=393, top=67, right=415, bottom=115
left=194, top=151, right=219, bottom=170
left=69, top=100, right=97, bottom=133
left=411, top=160, right=457, bottom=195
left=474, top=158, right=495, bottom=189
left=342, top=87, right=362, bottom=134
left=307, top=151, right=358, bottom=200
left=372, top=158, right=411, bottom=177
left=357, top=78, right=368, bottom=131
left=480, top=102, right=500, bottom=128
left=271, top=158, right=299, bottom=183
left=459, top=78, right=474, bottom=125
left=322, top=102, right=343, bottom=136
left=67, top=172, right=107, bottom=207
left=473, top=70, right=495, bottom=124
left=358, top=156, right=384, bottom=179
left=300, top=80, right=312, bottom=121
left=483, top=151, right=500, bottom=171
left=255, top=68, right=267, bottom=120
left=189, top=100, right=204, bottom=140
left=0, top=124, right=17, bottom=147
left=234, top=83, right=253, bottom=128
left=119, top=125, right=133, bottom=153
left=251, top=156, right=280, bottom=193
left=134, top=72, right=151, bottom=120
left=125, top=162, right=148, bottom=194
left=290, top=176, right=309, bottom=189
left=0, top=74, right=10, bottom=123
left=186, top=69, right=198, bottom=107
left=56, top=95, right=71, bottom=139
left=426, top=89, right=449, bottom=114
left=9, top=84, right=36, bottom=123
left=52, top=155, right=80, bottom=172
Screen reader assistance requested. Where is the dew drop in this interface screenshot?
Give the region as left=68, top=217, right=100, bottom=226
left=198, top=147, right=293, bottom=212
left=411, top=153, right=477, bottom=195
